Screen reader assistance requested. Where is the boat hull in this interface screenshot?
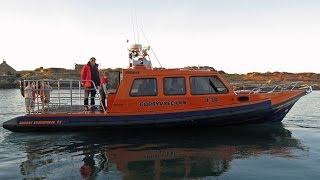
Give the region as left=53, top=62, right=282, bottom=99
left=2, top=93, right=303, bottom=132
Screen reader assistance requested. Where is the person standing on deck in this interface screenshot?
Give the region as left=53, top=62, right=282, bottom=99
left=99, top=71, right=109, bottom=111
left=81, top=57, right=100, bottom=111
left=24, top=81, right=36, bottom=113
left=39, top=81, right=52, bottom=105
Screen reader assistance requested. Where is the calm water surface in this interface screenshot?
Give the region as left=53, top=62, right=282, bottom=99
left=0, top=89, right=319, bottom=180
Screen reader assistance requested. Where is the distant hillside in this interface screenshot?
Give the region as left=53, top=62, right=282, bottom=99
left=221, top=71, right=320, bottom=90
left=18, top=68, right=80, bottom=80
left=0, top=67, right=319, bottom=90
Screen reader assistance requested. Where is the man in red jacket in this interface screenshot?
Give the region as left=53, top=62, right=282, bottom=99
left=81, top=57, right=101, bottom=111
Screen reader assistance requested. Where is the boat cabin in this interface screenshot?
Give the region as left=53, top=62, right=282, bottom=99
left=106, top=67, right=236, bottom=114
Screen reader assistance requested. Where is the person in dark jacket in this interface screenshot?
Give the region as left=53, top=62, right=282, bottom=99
left=99, top=71, right=109, bottom=111
left=81, top=57, right=100, bottom=111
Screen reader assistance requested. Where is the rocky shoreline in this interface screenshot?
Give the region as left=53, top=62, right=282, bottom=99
left=0, top=67, right=319, bottom=90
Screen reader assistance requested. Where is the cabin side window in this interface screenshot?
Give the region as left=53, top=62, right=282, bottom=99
left=106, top=71, right=121, bottom=93
left=130, top=78, right=157, bottom=97
left=163, top=77, right=186, bottom=96
left=190, top=76, right=228, bottom=95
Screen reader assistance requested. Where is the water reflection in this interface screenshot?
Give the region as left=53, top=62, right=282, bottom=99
left=4, top=123, right=305, bottom=179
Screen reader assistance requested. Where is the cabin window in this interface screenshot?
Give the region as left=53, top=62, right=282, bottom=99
left=106, top=71, right=121, bottom=93
left=130, top=78, right=157, bottom=96
left=163, top=77, right=186, bottom=95
left=190, top=76, right=228, bottom=95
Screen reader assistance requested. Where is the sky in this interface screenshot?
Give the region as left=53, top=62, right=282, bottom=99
left=0, top=0, right=320, bottom=74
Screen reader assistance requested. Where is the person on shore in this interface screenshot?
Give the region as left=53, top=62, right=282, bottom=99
left=99, top=71, right=109, bottom=111
left=24, top=81, right=36, bottom=113
left=81, top=57, right=100, bottom=111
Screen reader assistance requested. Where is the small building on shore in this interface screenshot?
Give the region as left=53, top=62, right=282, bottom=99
left=74, top=63, right=85, bottom=71
left=0, top=60, right=16, bottom=76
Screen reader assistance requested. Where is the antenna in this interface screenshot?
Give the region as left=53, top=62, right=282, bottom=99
left=131, top=5, right=141, bottom=44
left=140, top=29, right=162, bottom=68
left=135, top=10, right=140, bottom=43
left=131, top=10, right=136, bottom=43
left=128, top=6, right=162, bottom=68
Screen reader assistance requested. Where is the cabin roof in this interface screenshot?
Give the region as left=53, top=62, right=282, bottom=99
left=122, top=68, right=218, bottom=77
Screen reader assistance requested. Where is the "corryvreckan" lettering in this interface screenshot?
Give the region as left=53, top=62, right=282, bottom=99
left=139, top=100, right=187, bottom=107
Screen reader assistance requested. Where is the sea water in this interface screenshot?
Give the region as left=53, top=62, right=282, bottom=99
left=0, top=89, right=319, bottom=180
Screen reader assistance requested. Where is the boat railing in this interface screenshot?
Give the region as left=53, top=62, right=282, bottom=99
left=21, top=79, right=105, bottom=114
left=233, top=81, right=312, bottom=94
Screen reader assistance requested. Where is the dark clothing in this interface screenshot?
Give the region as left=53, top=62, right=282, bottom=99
left=84, top=88, right=97, bottom=106
left=99, top=88, right=106, bottom=110
left=89, top=63, right=100, bottom=87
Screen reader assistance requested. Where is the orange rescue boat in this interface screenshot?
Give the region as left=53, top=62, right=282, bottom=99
left=2, top=44, right=312, bottom=132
